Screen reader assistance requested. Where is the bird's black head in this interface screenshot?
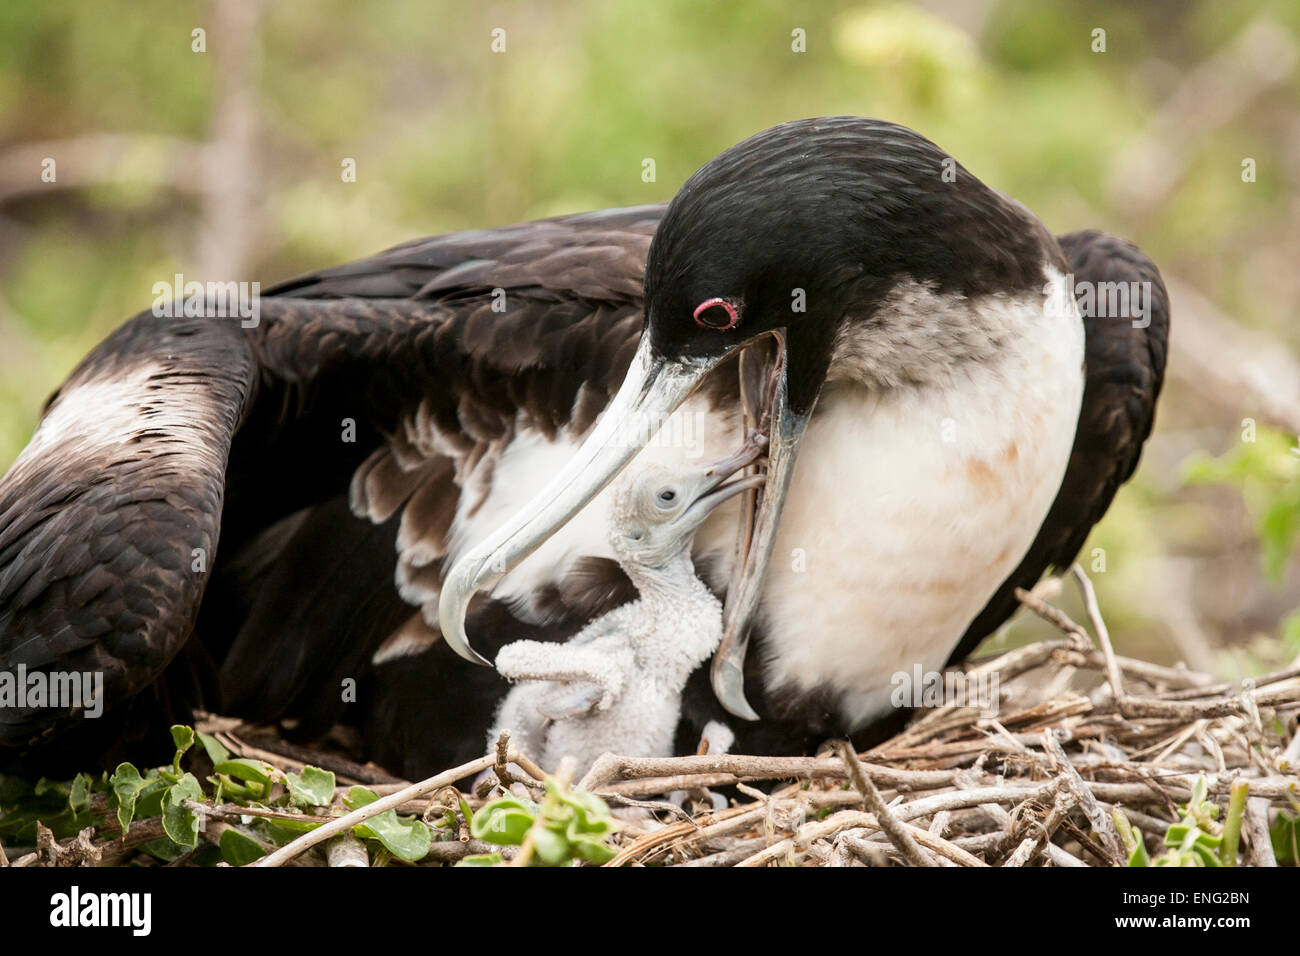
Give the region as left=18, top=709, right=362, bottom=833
left=643, top=116, right=1050, bottom=415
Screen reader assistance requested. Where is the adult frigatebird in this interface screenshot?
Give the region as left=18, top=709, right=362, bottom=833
left=0, top=117, right=1168, bottom=775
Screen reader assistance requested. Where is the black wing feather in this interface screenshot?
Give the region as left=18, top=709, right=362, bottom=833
left=0, top=314, right=254, bottom=749
left=0, top=206, right=664, bottom=751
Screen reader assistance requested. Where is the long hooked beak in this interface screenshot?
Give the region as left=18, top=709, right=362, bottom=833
left=712, top=333, right=811, bottom=720
left=437, top=327, right=811, bottom=727
left=437, top=333, right=723, bottom=664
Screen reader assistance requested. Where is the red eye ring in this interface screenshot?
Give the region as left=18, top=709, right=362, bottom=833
left=693, top=297, right=741, bottom=330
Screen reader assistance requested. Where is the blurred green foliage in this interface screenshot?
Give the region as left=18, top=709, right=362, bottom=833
left=1185, top=425, right=1300, bottom=664
left=1185, top=426, right=1300, bottom=583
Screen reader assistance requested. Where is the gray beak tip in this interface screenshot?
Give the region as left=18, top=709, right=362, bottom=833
left=437, top=563, right=493, bottom=667
left=711, top=656, right=761, bottom=722
left=459, top=640, right=493, bottom=668
left=443, top=617, right=492, bottom=667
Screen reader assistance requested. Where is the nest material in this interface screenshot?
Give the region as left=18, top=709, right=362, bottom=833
left=9, top=569, right=1299, bottom=868
left=587, top=572, right=1299, bottom=867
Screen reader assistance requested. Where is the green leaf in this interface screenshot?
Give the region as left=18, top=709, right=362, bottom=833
left=1271, top=811, right=1298, bottom=865
left=285, top=766, right=335, bottom=807
left=454, top=853, right=504, bottom=867
left=218, top=827, right=267, bottom=866
left=570, top=832, right=618, bottom=865
left=1113, top=809, right=1149, bottom=867
left=260, top=812, right=322, bottom=834
left=530, top=825, right=570, bottom=866
left=470, top=795, right=538, bottom=846
left=345, top=787, right=432, bottom=862
left=135, top=781, right=168, bottom=820
left=68, top=773, right=94, bottom=814
left=197, top=731, right=230, bottom=766
left=354, top=812, right=431, bottom=862
left=110, top=763, right=146, bottom=832
left=1194, top=844, right=1222, bottom=867
left=170, top=725, right=195, bottom=765
left=213, top=758, right=273, bottom=785
left=213, top=758, right=276, bottom=797
left=264, top=819, right=324, bottom=846
left=549, top=780, right=617, bottom=834
left=343, top=786, right=379, bottom=811
left=162, top=773, right=204, bottom=847
left=1220, top=780, right=1248, bottom=866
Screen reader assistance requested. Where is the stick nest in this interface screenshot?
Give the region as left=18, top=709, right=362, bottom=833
left=10, top=569, right=1298, bottom=868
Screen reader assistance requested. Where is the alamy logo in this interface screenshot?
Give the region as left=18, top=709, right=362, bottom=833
left=608, top=410, right=708, bottom=457
left=1046, top=274, right=1153, bottom=329
left=152, top=273, right=261, bottom=328
left=0, top=664, right=103, bottom=718
left=49, top=886, right=151, bottom=936
left=890, top=665, right=999, bottom=716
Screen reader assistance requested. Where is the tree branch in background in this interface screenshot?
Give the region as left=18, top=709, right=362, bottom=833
left=1108, top=17, right=1298, bottom=218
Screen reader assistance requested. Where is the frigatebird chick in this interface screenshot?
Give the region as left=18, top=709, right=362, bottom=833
left=488, top=436, right=765, bottom=776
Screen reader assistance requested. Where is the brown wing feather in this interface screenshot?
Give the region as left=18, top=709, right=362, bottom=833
left=0, top=314, right=254, bottom=747
left=0, top=205, right=665, bottom=750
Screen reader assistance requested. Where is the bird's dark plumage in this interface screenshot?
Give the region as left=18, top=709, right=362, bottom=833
left=0, top=206, right=664, bottom=757
left=0, top=119, right=1169, bottom=776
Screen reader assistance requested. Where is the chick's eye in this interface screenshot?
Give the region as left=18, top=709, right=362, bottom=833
left=657, top=489, right=676, bottom=504
left=693, top=297, right=740, bottom=330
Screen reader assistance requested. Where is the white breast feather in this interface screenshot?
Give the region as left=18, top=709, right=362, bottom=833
left=758, top=268, right=1085, bottom=727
